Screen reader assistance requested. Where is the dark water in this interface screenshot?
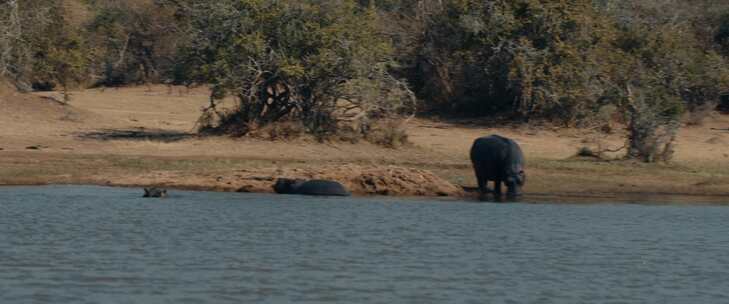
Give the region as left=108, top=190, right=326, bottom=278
left=1, top=186, right=728, bottom=303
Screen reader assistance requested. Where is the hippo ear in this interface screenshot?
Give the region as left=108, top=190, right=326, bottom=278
left=144, top=188, right=149, bottom=195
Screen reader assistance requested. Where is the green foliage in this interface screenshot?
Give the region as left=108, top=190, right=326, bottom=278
left=85, top=0, right=182, bottom=86
left=0, top=1, right=22, bottom=81
left=364, top=119, right=410, bottom=148
left=388, top=0, right=729, bottom=123
left=180, top=0, right=415, bottom=138
left=0, top=0, right=88, bottom=91
left=38, top=31, right=88, bottom=96
left=718, top=13, right=729, bottom=55
left=605, top=1, right=729, bottom=161
left=4, top=0, right=729, bottom=153
left=405, top=0, right=620, bottom=124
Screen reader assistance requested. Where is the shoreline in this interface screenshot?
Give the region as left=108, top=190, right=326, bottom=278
left=2, top=147, right=728, bottom=205
left=1, top=151, right=728, bottom=205
left=3, top=181, right=729, bottom=205
left=2, top=86, right=728, bottom=204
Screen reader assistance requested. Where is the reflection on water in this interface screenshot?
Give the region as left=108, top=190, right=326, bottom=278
left=1, top=186, right=728, bottom=303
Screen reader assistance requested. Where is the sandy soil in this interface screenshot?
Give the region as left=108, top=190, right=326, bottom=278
left=1, top=84, right=728, bottom=202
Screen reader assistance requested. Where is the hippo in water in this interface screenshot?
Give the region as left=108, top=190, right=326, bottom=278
left=143, top=188, right=168, bottom=198
left=273, top=178, right=351, bottom=196
left=470, top=135, right=526, bottom=201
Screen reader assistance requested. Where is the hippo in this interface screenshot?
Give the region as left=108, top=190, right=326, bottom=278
left=273, top=178, right=351, bottom=196
left=143, top=188, right=168, bottom=198
left=470, top=135, right=526, bottom=201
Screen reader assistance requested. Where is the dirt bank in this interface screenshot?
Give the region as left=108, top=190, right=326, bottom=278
left=97, top=164, right=465, bottom=197
left=1, top=85, right=728, bottom=203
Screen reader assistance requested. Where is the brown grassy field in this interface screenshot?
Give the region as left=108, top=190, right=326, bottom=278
left=1, top=84, right=728, bottom=203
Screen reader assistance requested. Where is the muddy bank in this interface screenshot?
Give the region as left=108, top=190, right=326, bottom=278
left=98, top=164, right=466, bottom=197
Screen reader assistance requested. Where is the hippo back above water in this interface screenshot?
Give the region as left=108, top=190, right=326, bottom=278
left=273, top=178, right=351, bottom=197
left=470, top=135, right=526, bottom=200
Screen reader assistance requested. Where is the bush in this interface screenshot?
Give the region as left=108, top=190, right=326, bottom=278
left=624, top=85, right=682, bottom=163
left=684, top=103, right=715, bottom=126
left=181, top=0, right=416, bottom=140
left=85, top=0, right=183, bottom=86
left=365, top=119, right=410, bottom=148
left=0, top=0, right=89, bottom=92
left=404, top=1, right=620, bottom=124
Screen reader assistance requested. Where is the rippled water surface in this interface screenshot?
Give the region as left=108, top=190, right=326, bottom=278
left=1, top=186, right=729, bottom=303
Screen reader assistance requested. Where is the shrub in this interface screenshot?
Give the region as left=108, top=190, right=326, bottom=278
left=405, top=0, right=619, bottom=125
left=0, top=0, right=89, bottom=93
left=180, top=0, right=416, bottom=141
left=85, top=0, right=183, bottom=86
left=624, top=85, right=682, bottom=163
left=365, top=119, right=410, bottom=148
left=684, top=103, right=715, bottom=126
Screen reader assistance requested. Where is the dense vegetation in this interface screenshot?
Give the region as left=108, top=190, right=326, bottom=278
left=2, top=0, right=729, bottom=160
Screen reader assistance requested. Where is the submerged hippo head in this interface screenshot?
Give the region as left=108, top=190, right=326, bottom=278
left=143, top=188, right=168, bottom=198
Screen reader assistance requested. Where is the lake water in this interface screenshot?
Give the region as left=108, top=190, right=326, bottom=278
left=1, top=186, right=728, bottom=303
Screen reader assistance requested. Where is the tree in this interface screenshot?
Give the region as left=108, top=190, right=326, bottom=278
left=85, top=0, right=184, bottom=86
left=0, top=0, right=88, bottom=94
left=179, top=0, right=416, bottom=138
left=405, top=0, right=619, bottom=124
left=0, top=0, right=50, bottom=89
left=0, top=0, right=21, bottom=80
left=606, top=1, right=729, bottom=161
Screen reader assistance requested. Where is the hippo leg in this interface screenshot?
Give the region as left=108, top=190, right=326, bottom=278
left=474, top=167, right=490, bottom=201
left=493, top=180, right=503, bottom=199
left=506, top=183, right=521, bottom=199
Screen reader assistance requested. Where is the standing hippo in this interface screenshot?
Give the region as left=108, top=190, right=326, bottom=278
left=470, top=135, right=526, bottom=201
left=273, top=178, right=351, bottom=197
